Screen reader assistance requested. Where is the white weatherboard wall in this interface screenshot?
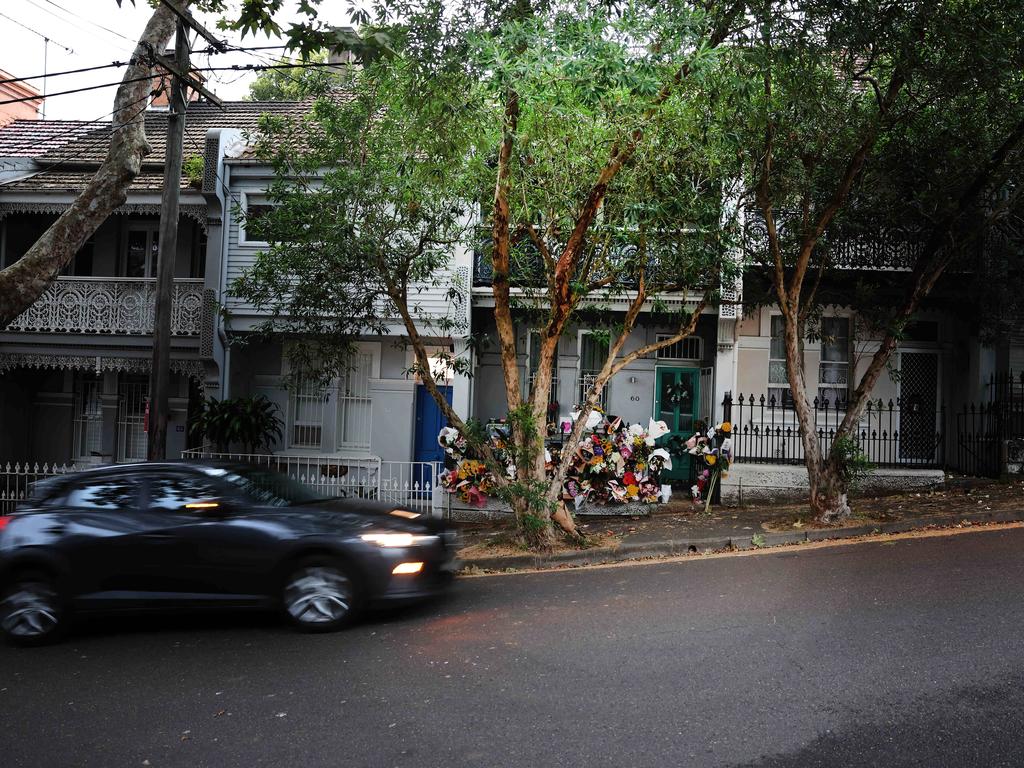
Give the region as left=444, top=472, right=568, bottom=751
left=719, top=462, right=945, bottom=505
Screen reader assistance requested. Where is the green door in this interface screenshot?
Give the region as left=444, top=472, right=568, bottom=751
left=654, top=367, right=700, bottom=482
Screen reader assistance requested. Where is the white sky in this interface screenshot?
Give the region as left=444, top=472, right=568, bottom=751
left=1, top=0, right=353, bottom=121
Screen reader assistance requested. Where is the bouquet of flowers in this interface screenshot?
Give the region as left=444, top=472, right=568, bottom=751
left=437, top=426, right=468, bottom=458
left=687, top=422, right=733, bottom=514
left=439, top=458, right=493, bottom=508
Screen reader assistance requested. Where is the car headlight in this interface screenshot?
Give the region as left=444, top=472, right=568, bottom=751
left=360, top=532, right=438, bottom=547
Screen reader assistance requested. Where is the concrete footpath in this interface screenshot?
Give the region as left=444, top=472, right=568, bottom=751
left=456, top=479, right=1024, bottom=572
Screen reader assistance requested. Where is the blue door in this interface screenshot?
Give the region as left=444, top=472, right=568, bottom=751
left=414, top=385, right=453, bottom=466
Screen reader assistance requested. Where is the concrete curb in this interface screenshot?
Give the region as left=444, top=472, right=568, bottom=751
left=459, top=508, right=1024, bottom=573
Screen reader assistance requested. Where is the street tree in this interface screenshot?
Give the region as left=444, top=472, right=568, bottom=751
left=0, top=0, right=191, bottom=327
left=738, top=0, right=1024, bottom=523
left=231, top=1, right=747, bottom=546
left=247, top=50, right=337, bottom=101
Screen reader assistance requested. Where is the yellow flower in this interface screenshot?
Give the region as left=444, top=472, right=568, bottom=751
left=626, top=484, right=639, bottom=497
left=705, top=454, right=717, bottom=466
left=721, top=421, right=732, bottom=433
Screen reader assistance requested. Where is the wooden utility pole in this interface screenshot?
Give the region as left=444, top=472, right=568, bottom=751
left=148, top=1, right=225, bottom=460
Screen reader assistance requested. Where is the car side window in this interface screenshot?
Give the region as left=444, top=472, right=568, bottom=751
left=148, top=475, right=226, bottom=513
left=64, top=476, right=140, bottom=510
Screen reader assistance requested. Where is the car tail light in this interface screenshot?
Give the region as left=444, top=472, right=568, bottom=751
left=0, top=516, right=12, bottom=532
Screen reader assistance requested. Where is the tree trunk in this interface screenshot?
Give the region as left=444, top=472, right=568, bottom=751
left=0, top=2, right=184, bottom=327
left=808, top=460, right=851, bottom=525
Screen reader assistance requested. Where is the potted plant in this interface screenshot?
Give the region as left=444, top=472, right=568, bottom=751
left=189, top=395, right=283, bottom=453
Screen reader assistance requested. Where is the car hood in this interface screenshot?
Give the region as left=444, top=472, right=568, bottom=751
left=263, top=497, right=448, bottom=535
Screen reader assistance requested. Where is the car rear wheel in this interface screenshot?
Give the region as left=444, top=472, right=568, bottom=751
left=1, top=571, right=67, bottom=646
left=282, top=557, right=361, bottom=632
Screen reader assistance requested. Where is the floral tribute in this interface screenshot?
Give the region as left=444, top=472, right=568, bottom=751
left=687, top=421, right=733, bottom=514
left=437, top=416, right=674, bottom=508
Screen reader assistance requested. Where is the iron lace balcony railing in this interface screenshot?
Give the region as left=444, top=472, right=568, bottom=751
left=5, top=277, right=204, bottom=335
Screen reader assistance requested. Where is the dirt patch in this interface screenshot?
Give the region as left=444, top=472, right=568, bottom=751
left=760, top=478, right=1024, bottom=531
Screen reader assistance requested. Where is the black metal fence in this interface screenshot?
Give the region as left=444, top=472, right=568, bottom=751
left=724, top=371, right=1024, bottom=477
left=955, top=371, right=1024, bottom=477
left=723, top=393, right=944, bottom=468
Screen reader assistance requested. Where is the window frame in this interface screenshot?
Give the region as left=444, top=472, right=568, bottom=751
left=238, top=191, right=276, bottom=247
left=817, top=316, right=851, bottom=408
left=654, top=334, right=703, bottom=361
left=121, top=220, right=161, bottom=278
left=577, top=329, right=610, bottom=409
left=526, top=330, right=559, bottom=406
left=767, top=313, right=794, bottom=408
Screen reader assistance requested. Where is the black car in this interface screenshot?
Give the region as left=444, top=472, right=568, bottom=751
left=0, top=462, right=458, bottom=645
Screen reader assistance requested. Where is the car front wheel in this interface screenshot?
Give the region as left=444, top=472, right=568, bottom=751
left=1, top=571, right=67, bottom=646
left=282, top=558, right=361, bottom=632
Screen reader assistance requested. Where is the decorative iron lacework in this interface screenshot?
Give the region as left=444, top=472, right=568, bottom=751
left=0, top=202, right=208, bottom=231
left=200, top=289, right=218, bottom=358
left=5, top=278, right=203, bottom=336
left=743, top=212, right=921, bottom=271
left=0, top=353, right=205, bottom=383
left=452, top=265, right=471, bottom=332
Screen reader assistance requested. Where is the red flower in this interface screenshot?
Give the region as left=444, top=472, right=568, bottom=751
left=623, top=471, right=637, bottom=486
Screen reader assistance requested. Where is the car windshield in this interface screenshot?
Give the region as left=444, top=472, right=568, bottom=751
left=215, top=466, right=330, bottom=507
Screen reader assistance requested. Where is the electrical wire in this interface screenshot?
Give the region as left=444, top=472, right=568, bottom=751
left=32, top=0, right=140, bottom=45
left=0, top=9, right=74, bottom=53
left=21, top=0, right=137, bottom=53
left=0, top=88, right=159, bottom=158
left=0, top=74, right=156, bottom=106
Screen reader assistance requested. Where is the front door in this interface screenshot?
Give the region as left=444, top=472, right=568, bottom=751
left=899, top=352, right=939, bottom=461
left=414, top=385, right=453, bottom=486
left=654, top=367, right=700, bottom=483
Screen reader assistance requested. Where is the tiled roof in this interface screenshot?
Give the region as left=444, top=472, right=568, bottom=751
left=36, top=100, right=311, bottom=166
left=1, top=170, right=193, bottom=193
left=0, top=119, right=98, bottom=158
left=0, top=99, right=311, bottom=193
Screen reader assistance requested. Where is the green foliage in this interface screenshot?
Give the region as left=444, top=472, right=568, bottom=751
left=247, top=50, right=337, bottom=101
left=830, top=435, right=872, bottom=492
left=189, top=395, right=283, bottom=453
left=751, top=533, right=767, bottom=549
left=183, top=155, right=204, bottom=187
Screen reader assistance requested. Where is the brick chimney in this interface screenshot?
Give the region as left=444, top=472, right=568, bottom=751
left=0, top=70, right=43, bottom=126
left=150, top=52, right=208, bottom=108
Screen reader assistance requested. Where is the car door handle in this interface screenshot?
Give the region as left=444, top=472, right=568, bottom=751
left=44, top=523, right=66, bottom=535
left=141, top=533, right=174, bottom=540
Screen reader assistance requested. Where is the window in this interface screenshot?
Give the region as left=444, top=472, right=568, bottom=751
left=117, top=375, right=149, bottom=461
left=289, top=378, right=327, bottom=449
left=72, top=373, right=104, bottom=462
left=123, top=222, right=160, bottom=278
left=148, top=474, right=225, bottom=512
left=527, top=331, right=559, bottom=406
left=768, top=315, right=793, bottom=407
left=336, top=353, right=373, bottom=451
left=239, top=193, right=276, bottom=245
left=64, top=476, right=139, bottom=510
left=655, top=334, right=703, bottom=361
left=818, top=317, right=850, bottom=407
left=578, top=332, right=610, bottom=408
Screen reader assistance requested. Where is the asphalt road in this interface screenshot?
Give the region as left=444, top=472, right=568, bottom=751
left=3, top=527, right=1024, bottom=768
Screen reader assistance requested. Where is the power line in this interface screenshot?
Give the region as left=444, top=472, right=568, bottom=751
left=32, top=0, right=139, bottom=45
left=0, top=46, right=282, bottom=87
left=21, top=0, right=135, bottom=52
left=0, top=88, right=159, bottom=158
left=0, top=60, right=135, bottom=87
left=0, top=61, right=353, bottom=106
left=0, top=9, right=74, bottom=53
left=0, top=74, right=155, bottom=106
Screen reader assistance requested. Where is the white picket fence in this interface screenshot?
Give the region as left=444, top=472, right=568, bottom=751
left=180, top=450, right=446, bottom=517
left=1, top=462, right=78, bottom=513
